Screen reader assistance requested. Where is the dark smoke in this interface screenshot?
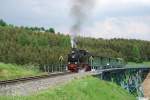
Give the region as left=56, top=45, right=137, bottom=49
left=70, top=0, right=96, bottom=48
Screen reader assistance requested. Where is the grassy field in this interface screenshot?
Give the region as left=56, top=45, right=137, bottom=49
left=0, top=62, right=43, bottom=80
left=0, top=76, right=135, bottom=100
left=127, top=61, right=150, bottom=67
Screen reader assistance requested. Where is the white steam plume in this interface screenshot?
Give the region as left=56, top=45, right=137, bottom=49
left=70, top=0, right=96, bottom=48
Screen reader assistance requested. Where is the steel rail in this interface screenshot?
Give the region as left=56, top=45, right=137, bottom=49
left=0, top=72, right=72, bottom=85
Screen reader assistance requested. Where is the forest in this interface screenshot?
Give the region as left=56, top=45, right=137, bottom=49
left=0, top=19, right=150, bottom=66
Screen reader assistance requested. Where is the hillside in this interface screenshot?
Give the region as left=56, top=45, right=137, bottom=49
left=0, top=23, right=150, bottom=66
left=0, top=76, right=136, bottom=100
left=77, top=37, right=150, bottom=62
left=0, top=26, right=71, bottom=65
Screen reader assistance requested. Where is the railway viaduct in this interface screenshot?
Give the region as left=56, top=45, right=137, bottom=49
left=92, top=66, right=150, bottom=97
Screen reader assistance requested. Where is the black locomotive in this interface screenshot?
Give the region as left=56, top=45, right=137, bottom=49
left=67, top=48, right=91, bottom=72
left=67, top=48, right=125, bottom=72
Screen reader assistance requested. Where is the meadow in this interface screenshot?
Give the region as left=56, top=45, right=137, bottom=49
left=0, top=62, right=43, bottom=80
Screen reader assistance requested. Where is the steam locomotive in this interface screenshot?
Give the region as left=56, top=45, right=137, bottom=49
left=67, top=48, right=125, bottom=72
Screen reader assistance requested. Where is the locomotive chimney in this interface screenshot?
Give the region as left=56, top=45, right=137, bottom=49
left=71, top=36, right=77, bottom=48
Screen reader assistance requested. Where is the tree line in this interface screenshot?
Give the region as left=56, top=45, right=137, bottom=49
left=0, top=19, right=150, bottom=66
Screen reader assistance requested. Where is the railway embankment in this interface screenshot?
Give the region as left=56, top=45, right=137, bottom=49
left=0, top=72, right=95, bottom=96
left=143, top=72, right=150, bottom=99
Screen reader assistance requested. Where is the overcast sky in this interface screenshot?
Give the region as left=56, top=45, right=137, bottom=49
left=0, top=0, right=150, bottom=40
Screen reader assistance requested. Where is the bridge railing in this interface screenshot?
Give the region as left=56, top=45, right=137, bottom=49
left=91, top=65, right=124, bottom=70
left=39, top=64, right=67, bottom=73
left=125, top=65, right=150, bottom=68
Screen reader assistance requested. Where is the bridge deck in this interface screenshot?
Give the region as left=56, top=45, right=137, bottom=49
left=92, top=66, right=150, bottom=74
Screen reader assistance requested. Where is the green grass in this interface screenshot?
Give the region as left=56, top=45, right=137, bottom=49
left=0, top=76, right=136, bottom=100
left=0, top=62, right=43, bottom=80
left=127, top=61, right=150, bottom=67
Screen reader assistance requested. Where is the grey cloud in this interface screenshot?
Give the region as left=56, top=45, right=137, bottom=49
left=0, top=0, right=70, bottom=29
left=0, top=0, right=150, bottom=40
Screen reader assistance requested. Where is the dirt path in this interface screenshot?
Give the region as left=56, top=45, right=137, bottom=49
left=142, top=72, right=150, bottom=99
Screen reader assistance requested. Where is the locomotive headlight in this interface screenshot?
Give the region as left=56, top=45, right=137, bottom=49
left=72, top=55, right=75, bottom=58
left=75, top=62, right=77, bottom=64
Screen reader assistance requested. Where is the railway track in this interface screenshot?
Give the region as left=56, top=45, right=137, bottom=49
left=0, top=72, right=72, bottom=85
